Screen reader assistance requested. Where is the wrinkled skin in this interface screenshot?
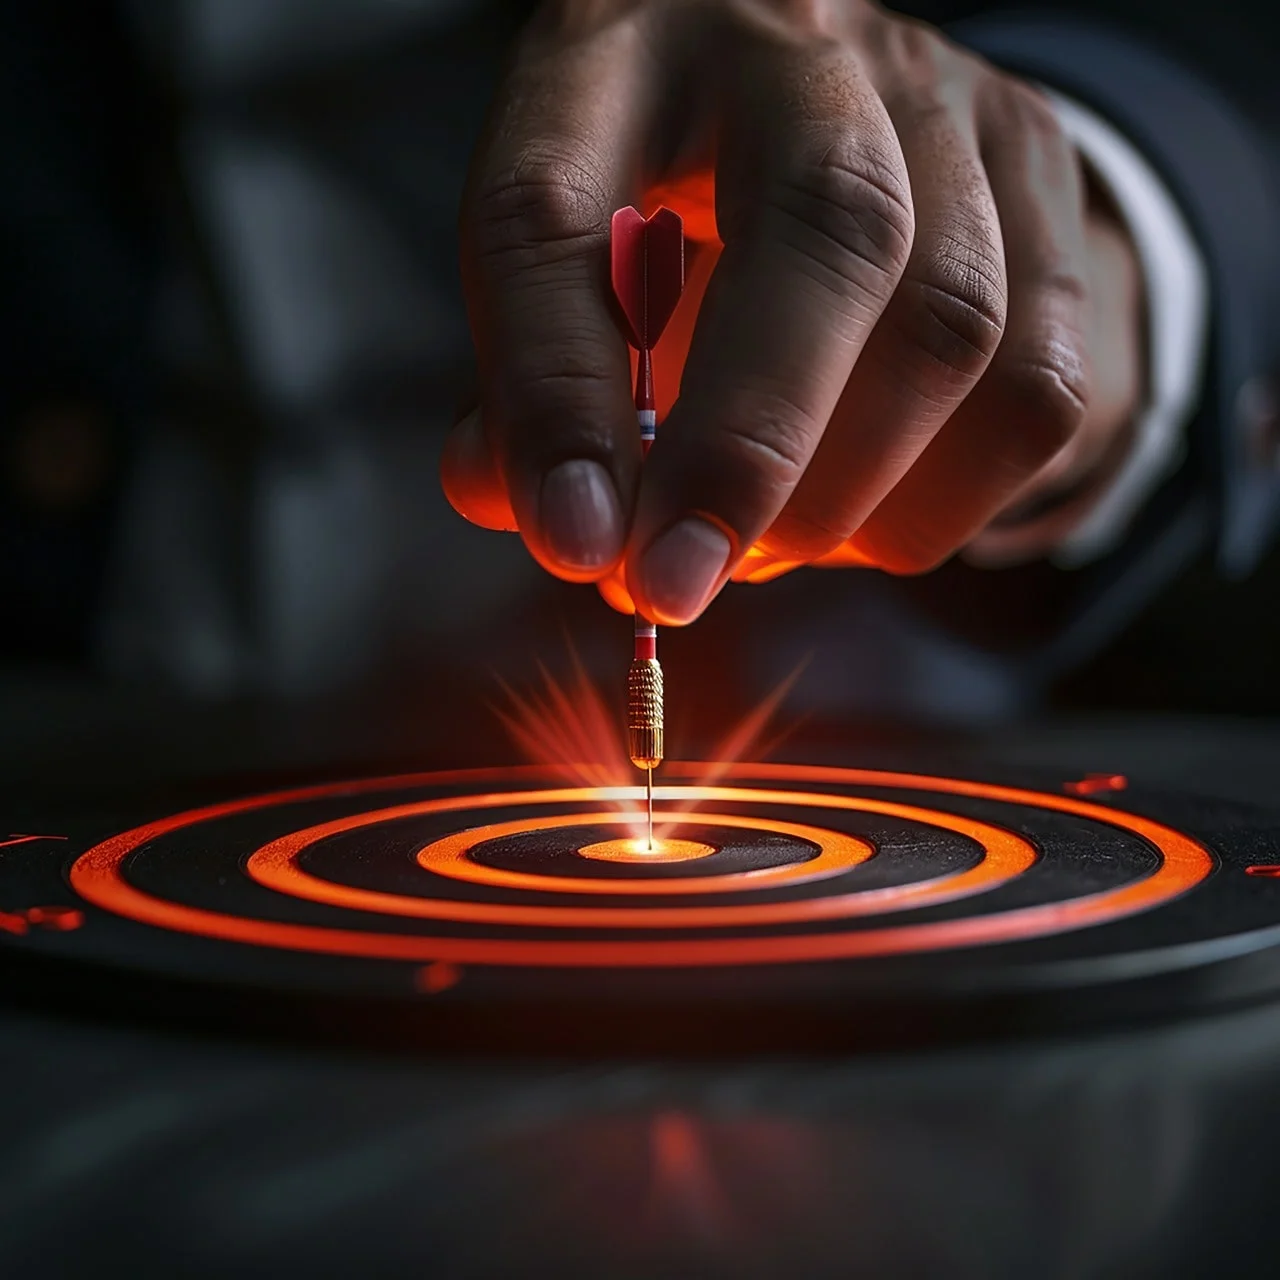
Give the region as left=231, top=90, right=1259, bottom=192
left=442, top=0, right=1143, bottom=624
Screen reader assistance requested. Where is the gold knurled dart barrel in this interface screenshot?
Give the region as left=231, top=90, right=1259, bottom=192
left=627, top=657, right=664, bottom=769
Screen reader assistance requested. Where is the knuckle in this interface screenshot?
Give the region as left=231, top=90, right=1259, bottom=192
left=766, top=148, right=914, bottom=301
left=713, top=385, right=824, bottom=487
left=531, top=0, right=643, bottom=40
left=899, top=245, right=1007, bottom=377
left=494, top=302, right=622, bottom=398
left=868, top=16, right=987, bottom=123
left=759, top=0, right=834, bottom=34
left=888, top=15, right=950, bottom=66
left=991, top=77, right=1071, bottom=154
left=1000, top=347, right=1089, bottom=459
left=465, top=148, right=610, bottom=272
left=870, top=15, right=958, bottom=89
left=506, top=364, right=615, bottom=417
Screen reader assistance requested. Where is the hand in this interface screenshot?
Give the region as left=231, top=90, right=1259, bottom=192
left=441, top=0, right=1144, bottom=623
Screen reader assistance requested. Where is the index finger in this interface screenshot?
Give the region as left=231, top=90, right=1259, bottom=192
left=625, top=32, right=914, bottom=623
left=461, top=10, right=660, bottom=580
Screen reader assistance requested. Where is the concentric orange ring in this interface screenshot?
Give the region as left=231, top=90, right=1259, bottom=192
left=244, top=797, right=1030, bottom=929
left=243, top=788, right=1032, bottom=929
left=66, top=766, right=1216, bottom=967
left=415, top=805, right=873, bottom=894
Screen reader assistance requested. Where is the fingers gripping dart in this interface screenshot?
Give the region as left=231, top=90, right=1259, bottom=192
left=611, top=206, right=685, bottom=835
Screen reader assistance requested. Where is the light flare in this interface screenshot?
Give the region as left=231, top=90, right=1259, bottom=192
left=493, top=653, right=632, bottom=789
left=494, top=648, right=805, bottom=844
left=656, top=664, right=806, bottom=838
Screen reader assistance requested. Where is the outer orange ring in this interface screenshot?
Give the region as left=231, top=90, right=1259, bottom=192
left=66, top=766, right=1215, bottom=968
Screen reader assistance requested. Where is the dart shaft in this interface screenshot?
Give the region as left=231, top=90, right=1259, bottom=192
left=628, top=393, right=664, bottom=778
left=636, top=348, right=656, bottom=417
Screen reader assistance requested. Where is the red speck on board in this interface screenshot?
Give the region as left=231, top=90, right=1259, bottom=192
left=415, top=960, right=463, bottom=994
left=1064, top=774, right=1129, bottom=796
left=0, top=834, right=67, bottom=850
left=25, top=905, right=84, bottom=931
left=0, top=905, right=86, bottom=936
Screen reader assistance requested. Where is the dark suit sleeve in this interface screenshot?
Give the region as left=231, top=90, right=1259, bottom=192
left=952, top=12, right=1280, bottom=582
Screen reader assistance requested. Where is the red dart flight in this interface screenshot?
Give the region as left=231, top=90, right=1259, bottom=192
left=610, top=206, right=685, bottom=444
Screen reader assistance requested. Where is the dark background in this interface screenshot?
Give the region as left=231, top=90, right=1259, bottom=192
left=2, top=0, right=1278, bottom=717
left=4, top=10, right=1280, bottom=1275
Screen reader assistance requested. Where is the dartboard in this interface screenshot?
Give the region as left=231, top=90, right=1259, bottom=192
left=4, top=760, right=1280, bottom=1046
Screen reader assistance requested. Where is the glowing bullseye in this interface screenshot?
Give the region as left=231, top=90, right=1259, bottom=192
left=579, top=836, right=716, bottom=863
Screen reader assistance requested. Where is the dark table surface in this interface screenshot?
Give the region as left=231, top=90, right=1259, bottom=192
left=3, top=676, right=1280, bottom=1278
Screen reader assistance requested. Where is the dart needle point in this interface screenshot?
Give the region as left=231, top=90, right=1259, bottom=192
left=647, top=767, right=654, bottom=852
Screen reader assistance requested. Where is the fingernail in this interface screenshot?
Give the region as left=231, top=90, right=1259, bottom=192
left=539, top=460, right=624, bottom=572
left=639, top=517, right=732, bottom=623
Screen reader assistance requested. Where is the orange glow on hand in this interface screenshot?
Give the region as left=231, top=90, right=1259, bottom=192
left=644, top=171, right=719, bottom=245
left=731, top=548, right=805, bottom=584
left=596, top=563, right=636, bottom=615
left=811, top=543, right=879, bottom=570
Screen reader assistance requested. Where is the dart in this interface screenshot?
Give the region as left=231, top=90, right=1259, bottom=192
left=610, top=204, right=686, bottom=848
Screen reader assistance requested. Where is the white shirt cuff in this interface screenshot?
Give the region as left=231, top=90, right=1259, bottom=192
left=1044, top=88, right=1211, bottom=565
